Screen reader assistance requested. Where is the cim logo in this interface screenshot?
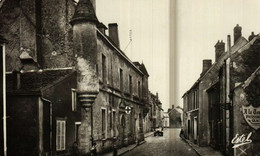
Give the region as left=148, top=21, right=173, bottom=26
left=231, top=132, right=252, bottom=148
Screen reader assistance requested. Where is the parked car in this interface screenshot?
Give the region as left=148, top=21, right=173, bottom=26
left=154, top=130, right=163, bottom=136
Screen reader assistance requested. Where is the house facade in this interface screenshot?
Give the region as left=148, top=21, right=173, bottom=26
left=0, top=0, right=150, bottom=155
left=168, top=105, right=182, bottom=128
left=162, top=112, right=169, bottom=128
left=182, top=25, right=260, bottom=156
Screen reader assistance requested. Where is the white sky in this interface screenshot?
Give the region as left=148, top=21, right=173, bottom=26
left=175, top=0, right=260, bottom=108
left=96, top=0, right=170, bottom=111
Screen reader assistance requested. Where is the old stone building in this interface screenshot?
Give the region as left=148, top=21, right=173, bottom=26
left=162, top=112, right=169, bottom=128
left=0, top=0, right=150, bottom=155
left=148, top=92, right=163, bottom=130
left=183, top=25, right=260, bottom=155
left=168, top=105, right=182, bottom=128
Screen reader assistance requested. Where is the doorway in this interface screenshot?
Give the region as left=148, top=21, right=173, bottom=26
left=194, top=117, right=197, bottom=143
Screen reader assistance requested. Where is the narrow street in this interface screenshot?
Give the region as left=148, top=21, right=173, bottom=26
left=123, top=128, right=199, bottom=156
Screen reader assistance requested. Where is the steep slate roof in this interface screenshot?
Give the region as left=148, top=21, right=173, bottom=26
left=241, top=66, right=260, bottom=89
left=70, top=0, right=98, bottom=25
left=133, top=62, right=149, bottom=76
left=7, top=69, right=75, bottom=92
left=168, top=108, right=182, bottom=115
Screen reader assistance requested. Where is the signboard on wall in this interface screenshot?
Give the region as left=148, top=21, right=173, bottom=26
left=242, top=105, right=260, bottom=130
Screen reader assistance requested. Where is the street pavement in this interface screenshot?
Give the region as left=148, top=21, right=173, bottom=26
left=122, top=128, right=199, bottom=156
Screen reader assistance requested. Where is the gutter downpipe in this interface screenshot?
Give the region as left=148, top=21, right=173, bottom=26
left=226, top=35, right=231, bottom=155
left=2, top=42, right=7, bottom=156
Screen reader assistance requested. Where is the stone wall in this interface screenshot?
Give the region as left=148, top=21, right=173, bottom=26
left=0, top=0, right=76, bottom=71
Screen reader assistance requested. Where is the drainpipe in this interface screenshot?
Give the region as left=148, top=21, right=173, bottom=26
left=225, top=35, right=231, bottom=154
left=1, top=38, right=7, bottom=156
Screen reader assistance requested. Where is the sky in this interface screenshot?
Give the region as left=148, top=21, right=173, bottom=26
left=175, top=0, right=260, bottom=108
left=95, top=0, right=170, bottom=111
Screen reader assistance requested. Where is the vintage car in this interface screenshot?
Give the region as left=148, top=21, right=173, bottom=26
left=154, top=130, right=164, bottom=136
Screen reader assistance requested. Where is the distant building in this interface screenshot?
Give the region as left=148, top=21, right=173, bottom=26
left=168, top=105, right=182, bottom=128
left=148, top=92, right=163, bottom=130
left=162, top=112, right=169, bottom=128
left=182, top=25, right=260, bottom=155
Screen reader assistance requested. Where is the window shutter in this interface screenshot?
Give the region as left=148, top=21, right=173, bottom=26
left=56, top=120, right=66, bottom=151
left=62, top=121, right=66, bottom=150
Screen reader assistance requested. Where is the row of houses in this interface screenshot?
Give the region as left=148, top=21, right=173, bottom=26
left=0, top=0, right=164, bottom=155
left=182, top=25, right=260, bottom=156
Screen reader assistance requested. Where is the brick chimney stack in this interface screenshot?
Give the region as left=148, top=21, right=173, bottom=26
left=108, top=23, right=120, bottom=48
left=248, top=32, right=256, bottom=41
left=201, top=59, right=212, bottom=77
left=215, top=40, right=225, bottom=62
left=234, top=24, right=242, bottom=44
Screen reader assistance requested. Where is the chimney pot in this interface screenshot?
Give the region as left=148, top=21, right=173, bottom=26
left=248, top=32, right=256, bottom=41
left=215, top=40, right=225, bottom=62
left=234, top=24, right=242, bottom=44
left=108, top=23, right=120, bottom=48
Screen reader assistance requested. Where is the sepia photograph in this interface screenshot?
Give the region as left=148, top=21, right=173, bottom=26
left=0, top=0, right=260, bottom=156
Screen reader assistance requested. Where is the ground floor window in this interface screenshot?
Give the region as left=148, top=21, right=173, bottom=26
left=56, top=120, right=66, bottom=151
left=101, top=108, right=107, bottom=139
left=75, top=122, right=81, bottom=144
left=112, top=110, right=116, bottom=137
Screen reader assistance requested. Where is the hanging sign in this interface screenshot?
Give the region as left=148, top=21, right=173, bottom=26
left=242, top=105, right=260, bottom=130
left=125, top=106, right=132, bottom=114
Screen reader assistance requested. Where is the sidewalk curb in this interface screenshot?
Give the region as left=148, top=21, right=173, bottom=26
left=144, top=132, right=154, bottom=138
left=118, top=141, right=146, bottom=156
left=180, top=136, right=201, bottom=156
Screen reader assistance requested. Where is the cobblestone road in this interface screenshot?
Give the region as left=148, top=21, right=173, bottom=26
left=122, top=128, right=199, bottom=156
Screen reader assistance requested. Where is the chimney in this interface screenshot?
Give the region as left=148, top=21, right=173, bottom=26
left=215, top=40, right=225, bottom=62
left=108, top=23, right=120, bottom=48
left=13, top=71, right=21, bottom=90
left=172, top=105, right=174, bottom=109
left=201, top=59, right=212, bottom=76
left=227, top=35, right=231, bottom=53
left=234, top=24, right=242, bottom=44
left=97, top=22, right=107, bottom=35
left=248, top=32, right=256, bottom=41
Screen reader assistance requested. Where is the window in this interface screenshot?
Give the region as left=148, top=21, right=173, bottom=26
left=72, top=89, right=77, bottom=111
left=102, top=54, right=106, bottom=83
left=56, top=120, right=66, bottom=151
left=101, top=108, right=106, bottom=138
left=120, top=68, right=123, bottom=91
left=138, top=81, right=141, bottom=97
left=129, top=75, right=132, bottom=94
left=75, top=122, right=81, bottom=144
left=112, top=110, right=116, bottom=137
